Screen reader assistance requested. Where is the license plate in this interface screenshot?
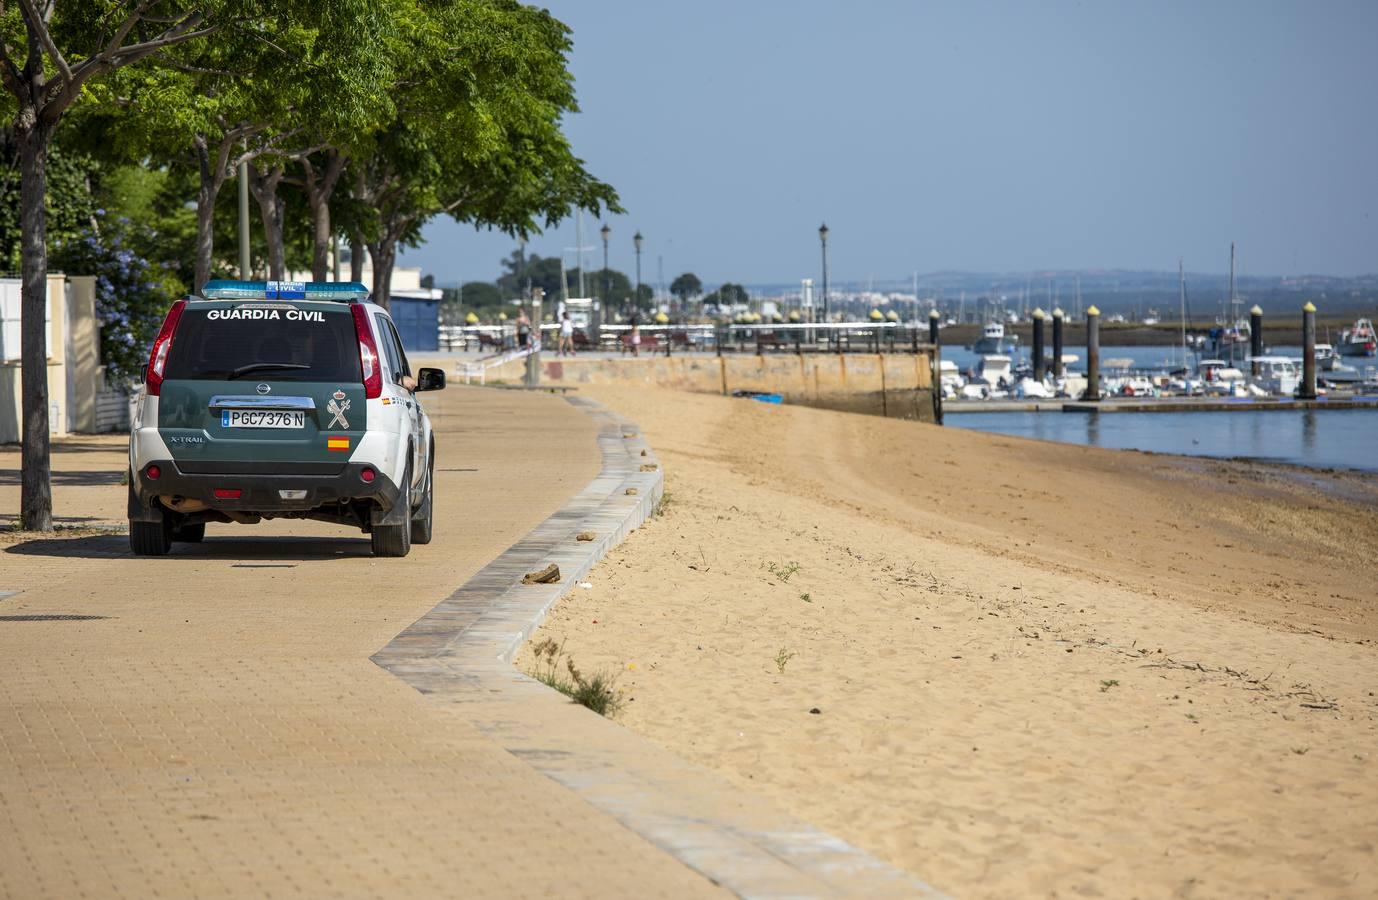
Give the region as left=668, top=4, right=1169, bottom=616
left=221, top=410, right=306, bottom=429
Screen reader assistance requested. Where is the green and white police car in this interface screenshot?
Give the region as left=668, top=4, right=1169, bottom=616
left=128, top=280, right=445, bottom=557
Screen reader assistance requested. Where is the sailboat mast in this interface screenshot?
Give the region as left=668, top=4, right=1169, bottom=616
left=1179, top=258, right=1188, bottom=368
left=1228, top=242, right=1236, bottom=366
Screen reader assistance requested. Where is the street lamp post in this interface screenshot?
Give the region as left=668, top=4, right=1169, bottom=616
left=517, top=236, right=527, bottom=299
left=598, top=223, right=609, bottom=344
left=819, top=222, right=830, bottom=345
left=633, top=231, right=644, bottom=318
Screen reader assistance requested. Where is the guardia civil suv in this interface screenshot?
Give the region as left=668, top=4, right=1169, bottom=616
left=128, top=280, right=445, bottom=557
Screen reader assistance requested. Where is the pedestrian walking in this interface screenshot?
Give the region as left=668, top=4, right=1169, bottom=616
left=629, top=318, right=641, bottom=357
left=558, top=312, right=575, bottom=356
left=516, top=307, right=531, bottom=349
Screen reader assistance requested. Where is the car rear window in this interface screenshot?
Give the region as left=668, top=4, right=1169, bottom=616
left=164, top=305, right=363, bottom=383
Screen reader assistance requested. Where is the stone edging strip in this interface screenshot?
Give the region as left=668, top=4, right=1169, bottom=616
left=373, top=396, right=944, bottom=899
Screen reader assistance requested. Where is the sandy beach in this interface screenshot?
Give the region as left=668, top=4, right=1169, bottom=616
left=521, top=386, right=1378, bottom=898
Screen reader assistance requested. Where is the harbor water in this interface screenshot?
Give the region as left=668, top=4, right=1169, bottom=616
left=946, top=408, right=1378, bottom=472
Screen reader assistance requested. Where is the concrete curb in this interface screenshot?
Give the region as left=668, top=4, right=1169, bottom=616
left=373, top=396, right=944, bottom=899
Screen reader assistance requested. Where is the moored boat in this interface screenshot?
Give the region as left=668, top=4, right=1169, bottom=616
left=972, top=322, right=1020, bottom=354
left=1337, top=318, right=1376, bottom=357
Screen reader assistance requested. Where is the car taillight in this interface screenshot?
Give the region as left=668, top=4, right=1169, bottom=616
left=351, top=303, right=382, bottom=399
left=360, top=467, right=376, bottom=483
left=144, top=299, right=187, bottom=397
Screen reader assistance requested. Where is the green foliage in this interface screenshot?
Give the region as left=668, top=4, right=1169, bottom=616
left=528, top=637, right=625, bottom=718
left=704, top=283, right=751, bottom=308
left=670, top=272, right=702, bottom=302
left=496, top=251, right=566, bottom=298
left=50, top=217, right=181, bottom=384
left=0, top=131, right=97, bottom=272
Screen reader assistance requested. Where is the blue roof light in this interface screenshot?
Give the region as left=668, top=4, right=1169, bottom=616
left=200, top=280, right=371, bottom=302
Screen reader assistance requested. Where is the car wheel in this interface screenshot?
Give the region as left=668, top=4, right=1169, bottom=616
left=172, top=522, right=206, bottom=543
left=371, top=463, right=412, bottom=558
left=410, top=446, right=434, bottom=545
left=130, top=518, right=172, bottom=556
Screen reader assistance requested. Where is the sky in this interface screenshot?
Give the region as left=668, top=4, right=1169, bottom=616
left=398, top=0, right=1378, bottom=288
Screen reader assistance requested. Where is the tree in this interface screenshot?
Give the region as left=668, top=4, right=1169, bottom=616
left=1, top=2, right=227, bottom=531
left=496, top=251, right=563, bottom=299
left=703, top=283, right=750, bottom=309
left=670, top=272, right=701, bottom=305
left=352, top=0, right=619, bottom=307
left=458, top=280, right=501, bottom=309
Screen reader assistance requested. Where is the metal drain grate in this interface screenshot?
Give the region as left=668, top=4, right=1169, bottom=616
left=0, top=614, right=109, bottom=622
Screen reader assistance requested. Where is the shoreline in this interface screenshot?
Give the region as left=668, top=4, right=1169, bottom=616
left=521, top=385, right=1378, bottom=898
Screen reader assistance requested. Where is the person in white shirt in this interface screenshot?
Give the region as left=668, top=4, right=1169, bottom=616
left=558, top=312, right=575, bottom=356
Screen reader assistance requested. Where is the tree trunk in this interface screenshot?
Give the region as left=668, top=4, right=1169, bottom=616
left=18, top=119, right=53, bottom=531
left=367, top=238, right=395, bottom=309
left=248, top=162, right=286, bottom=280
left=303, top=150, right=346, bottom=281
left=193, top=137, right=218, bottom=292
left=350, top=233, right=365, bottom=283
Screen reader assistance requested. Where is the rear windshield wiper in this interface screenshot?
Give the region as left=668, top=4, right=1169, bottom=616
left=228, top=362, right=310, bottom=379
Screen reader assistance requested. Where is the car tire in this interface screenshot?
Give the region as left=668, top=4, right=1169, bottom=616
left=410, top=446, right=434, bottom=545
left=172, top=522, right=206, bottom=543
left=130, top=518, right=172, bottom=556
left=372, top=463, right=412, bottom=558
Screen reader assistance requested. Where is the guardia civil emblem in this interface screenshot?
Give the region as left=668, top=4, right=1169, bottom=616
left=327, top=390, right=351, bottom=429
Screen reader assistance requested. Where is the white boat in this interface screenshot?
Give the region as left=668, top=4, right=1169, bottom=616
left=1338, top=318, right=1377, bottom=358
left=1247, top=356, right=1301, bottom=396
left=972, top=322, right=1019, bottom=354
left=1014, top=377, right=1054, bottom=399
left=970, top=354, right=1013, bottom=388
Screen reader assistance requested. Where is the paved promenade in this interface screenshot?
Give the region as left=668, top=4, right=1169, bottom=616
left=0, top=387, right=721, bottom=899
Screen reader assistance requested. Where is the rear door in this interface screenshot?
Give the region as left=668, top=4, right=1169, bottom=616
left=156, top=300, right=366, bottom=473
left=373, top=311, right=422, bottom=485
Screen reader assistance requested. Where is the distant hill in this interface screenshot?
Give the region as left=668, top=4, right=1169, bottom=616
left=742, top=270, right=1378, bottom=318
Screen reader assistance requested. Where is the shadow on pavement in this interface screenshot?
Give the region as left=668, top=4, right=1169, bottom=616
left=3, top=534, right=372, bottom=561
left=1, top=440, right=127, bottom=454
left=0, top=469, right=124, bottom=486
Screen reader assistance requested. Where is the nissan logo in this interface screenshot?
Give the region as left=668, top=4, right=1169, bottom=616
left=256, top=383, right=271, bottom=395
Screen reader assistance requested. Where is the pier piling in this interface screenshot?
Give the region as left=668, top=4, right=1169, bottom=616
left=1299, top=301, right=1317, bottom=400
left=1250, top=305, right=1264, bottom=376
left=1032, top=308, right=1047, bottom=381
left=1052, top=308, right=1065, bottom=378
left=1085, top=305, right=1101, bottom=401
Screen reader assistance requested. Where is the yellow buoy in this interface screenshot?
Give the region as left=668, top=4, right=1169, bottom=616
left=869, top=308, right=883, bottom=321
left=464, top=311, right=479, bottom=324
left=654, top=312, right=669, bottom=324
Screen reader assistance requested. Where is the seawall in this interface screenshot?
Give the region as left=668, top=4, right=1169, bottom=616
left=483, top=353, right=940, bottom=423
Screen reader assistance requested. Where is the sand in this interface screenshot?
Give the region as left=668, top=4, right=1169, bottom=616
left=520, top=386, right=1378, bottom=898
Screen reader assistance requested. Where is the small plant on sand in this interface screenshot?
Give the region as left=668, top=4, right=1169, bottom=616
left=774, top=647, right=796, bottom=674
left=653, top=491, right=673, bottom=517
left=528, top=637, right=626, bottom=717
left=799, top=592, right=812, bottom=603
left=1099, top=679, right=1120, bottom=692
left=765, top=560, right=800, bottom=583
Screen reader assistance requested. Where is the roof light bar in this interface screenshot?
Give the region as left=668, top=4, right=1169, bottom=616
left=200, top=280, right=371, bottom=302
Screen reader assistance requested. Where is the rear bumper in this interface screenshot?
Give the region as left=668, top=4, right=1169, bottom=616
left=129, top=459, right=400, bottom=522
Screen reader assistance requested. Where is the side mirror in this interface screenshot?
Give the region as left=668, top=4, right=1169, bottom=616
left=416, top=367, right=446, bottom=391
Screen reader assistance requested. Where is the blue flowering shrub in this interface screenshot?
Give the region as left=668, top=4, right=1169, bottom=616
left=52, top=215, right=184, bottom=386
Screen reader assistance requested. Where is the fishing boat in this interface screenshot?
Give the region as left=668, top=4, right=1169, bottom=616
left=1247, top=356, right=1301, bottom=396
left=972, top=321, right=1019, bottom=354
left=1337, top=318, right=1376, bottom=357
left=969, top=354, right=1013, bottom=388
